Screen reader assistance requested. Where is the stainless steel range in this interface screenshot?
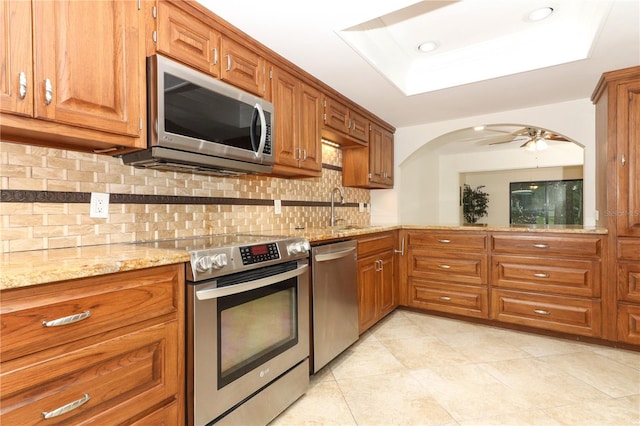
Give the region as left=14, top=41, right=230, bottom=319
left=142, top=234, right=311, bottom=426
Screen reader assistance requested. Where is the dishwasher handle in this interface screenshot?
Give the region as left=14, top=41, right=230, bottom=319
left=314, top=247, right=356, bottom=262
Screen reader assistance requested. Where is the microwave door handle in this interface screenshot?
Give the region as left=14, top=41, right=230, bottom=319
left=253, top=103, right=267, bottom=158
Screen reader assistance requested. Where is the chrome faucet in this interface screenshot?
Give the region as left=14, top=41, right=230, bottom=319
left=330, top=187, right=345, bottom=226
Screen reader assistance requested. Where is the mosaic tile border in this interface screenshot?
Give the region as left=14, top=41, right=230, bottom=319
left=0, top=189, right=360, bottom=208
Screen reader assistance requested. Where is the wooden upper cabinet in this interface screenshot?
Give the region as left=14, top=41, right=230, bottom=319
left=33, top=0, right=143, bottom=137
left=156, top=0, right=221, bottom=77
left=221, top=37, right=266, bottom=97
left=343, top=122, right=394, bottom=189
left=593, top=66, right=640, bottom=237
left=322, top=95, right=369, bottom=146
left=270, top=66, right=322, bottom=176
left=617, top=80, right=640, bottom=236
left=1, top=0, right=146, bottom=152
left=0, top=0, right=33, bottom=117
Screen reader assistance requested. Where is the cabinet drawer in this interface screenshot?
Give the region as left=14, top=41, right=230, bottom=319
left=492, top=255, right=600, bottom=297
left=617, top=303, right=640, bottom=344
left=618, top=238, right=640, bottom=261
left=618, top=261, right=640, bottom=303
left=407, top=231, right=487, bottom=251
left=491, top=289, right=601, bottom=337
left=0, top=321, right=178, bottom=425
left=409, top=249, right=486, bottom=285
left=491, top=234, right=602, bottom=258
left=408, top=278, right=488, bottom=318
left=0, top=265, right=181, bottom=362
left=357, top=232, right=395, bottom=258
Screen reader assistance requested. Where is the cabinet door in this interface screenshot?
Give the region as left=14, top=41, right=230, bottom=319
left=379, top=251, right=396, bottom=317
left=298, top=82, right=322, bottom=172
left=221, top=37, right=265, bottom=97
left=271, top=67, right=299, bottom=168
left=369, top=124, right=385, bottom=184
left=617, top=81, right=640, bottom=236
left=381, top=128, right=394, bottom=185
left=0, top=0, right=33, bottom=116
left=323, top=96, right=349, bottom=134
left=348, top=108, right=369, bottom=143
left=33, top=0, right=143, bottom=137
left=156, top=0, right=221, bottom=77
left=358, top=258, right=378, bottom=334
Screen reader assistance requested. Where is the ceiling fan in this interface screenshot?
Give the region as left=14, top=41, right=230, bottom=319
left=475, top=127, right=571, bottom=151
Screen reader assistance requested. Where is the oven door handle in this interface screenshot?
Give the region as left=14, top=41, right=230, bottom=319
left=195, top=264, right=308, bottom=300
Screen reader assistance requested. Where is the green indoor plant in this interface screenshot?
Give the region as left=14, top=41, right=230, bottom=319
left=462, top=184, right=489, bottom=224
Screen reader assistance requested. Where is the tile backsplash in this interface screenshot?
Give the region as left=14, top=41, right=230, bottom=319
left=0, top=141, right=370, bottom=252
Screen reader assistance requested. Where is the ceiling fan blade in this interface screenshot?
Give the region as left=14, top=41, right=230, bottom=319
left=476, top=135, right=528, bottom=146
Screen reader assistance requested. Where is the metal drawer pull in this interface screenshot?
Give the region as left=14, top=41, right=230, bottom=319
left=533, top=273, right=550, bottom=278
left=212, top=47, right=218, bottom=65
left=226, top=54, right=232, bottom=72
left=533, top=244, right=549, bottom=249
left=19, top=71, right=27, bottom=99
left=438, top=239, right=451, bottom=243
left=533, top=309, right=550, bottom=315
left=42, top=393, right=90, bottom=419
left=44, top=78, right=53, bottom=105
left=42, top=310, right=91, bottom=327
left=439, top=296, right=452, bottom=301
left=438, top=264, right=452, bottom=269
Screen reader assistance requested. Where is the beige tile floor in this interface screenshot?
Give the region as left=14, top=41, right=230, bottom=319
left=271, top=310, right=640, bottom=426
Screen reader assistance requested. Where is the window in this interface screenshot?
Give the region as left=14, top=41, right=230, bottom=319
left=510, top=179, right=583, bottom=225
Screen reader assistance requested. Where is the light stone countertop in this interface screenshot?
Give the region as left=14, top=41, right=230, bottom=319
left=0, top=224, right=607, bottom=291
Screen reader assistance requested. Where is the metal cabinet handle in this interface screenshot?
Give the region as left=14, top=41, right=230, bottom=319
left=438, top=239, right=451, bottom=244
left=42, top=310, right=91, bottom=327
left=438, top=264, right=452, bottom=269
left=42, top=393, right=90, bottom=419
left=226, top=54, right=231, bottom=72
left=533, top=309, right=550, bottom=316
left=533, top=273, right=550, bottom=278
left=44, top=78, right=53, bottom=105
left=533, top=244, right=549, bottom=249
left=439, top=296, right=452, bottom=301
left=19, top=71, right=27, bottom=99
left=621, top=154, right=626, bottom=166
left=302, top=149, right=307, bottom=161
left=212, top=47, right=218, bottom=65
left=394, top=238, right=405, bottom=256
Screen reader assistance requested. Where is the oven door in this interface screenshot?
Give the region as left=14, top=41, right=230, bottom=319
left=188, top=260, right=309, bottom=425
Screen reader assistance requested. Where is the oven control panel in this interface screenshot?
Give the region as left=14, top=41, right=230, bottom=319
left=239, top=243, right=280, bottom=264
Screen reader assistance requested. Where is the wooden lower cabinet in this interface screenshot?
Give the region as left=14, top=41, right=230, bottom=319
left=409, top=278, right=488, bottom=318
left=0, top=264, right=185, bottom=425
left=357, top=232, right=397, bottom=334
left=405, top=230, right=489, bottom=318
left=617, top=304, right=640, bottom=344
left=491, top=289, right=602, bottom=337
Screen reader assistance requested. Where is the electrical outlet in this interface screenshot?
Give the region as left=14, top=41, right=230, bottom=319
left=274, top=199, right=282, bottom=215
left=90, top=192, right=110, bottom=218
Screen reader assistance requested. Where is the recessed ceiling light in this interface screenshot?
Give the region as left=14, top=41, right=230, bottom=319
left=527, top=7, right=554, bottom=22
left=417, top=41, right=438, bottom=53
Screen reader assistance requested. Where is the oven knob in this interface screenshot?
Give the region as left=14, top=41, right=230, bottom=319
left=195, top=256, right=214, bottom=272
left=287, top=241, right=310, bottom=255
left=211, top=253, right=228, bottom=269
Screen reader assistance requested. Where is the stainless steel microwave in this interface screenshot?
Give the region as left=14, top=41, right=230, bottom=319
left=122, top=55, right=274, bottom=176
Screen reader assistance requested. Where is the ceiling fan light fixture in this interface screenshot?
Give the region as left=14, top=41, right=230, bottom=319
left=527, top=7, right=554, bottom=22
left=417, top=41, right=438, bottom=53
left=473, top=125, right=485, bottom=131
left=523, top=138, right=548, bottom=152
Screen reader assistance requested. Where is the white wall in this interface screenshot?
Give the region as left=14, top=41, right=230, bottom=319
left=370, top=98, right=597, bottom=226
left=462, top=166, right=584, bottom=225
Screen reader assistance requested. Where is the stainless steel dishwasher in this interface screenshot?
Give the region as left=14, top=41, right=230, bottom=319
left=310, top=239, right=359, bottom=373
